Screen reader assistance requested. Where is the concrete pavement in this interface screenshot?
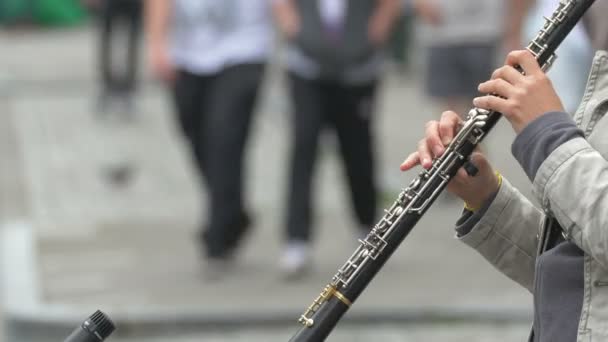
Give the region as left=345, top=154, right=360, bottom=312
left=0, top=27, right=537, bottom=341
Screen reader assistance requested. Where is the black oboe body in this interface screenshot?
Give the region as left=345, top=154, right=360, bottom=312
left=289, top=1, right=596, bottom=341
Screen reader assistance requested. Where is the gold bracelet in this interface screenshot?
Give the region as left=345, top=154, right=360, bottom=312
left=463, top=171, right=502, bottom=212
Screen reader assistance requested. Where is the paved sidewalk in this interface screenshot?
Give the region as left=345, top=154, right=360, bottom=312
left=0, top=28, right=536, bottom=341
left=97, top=323, right=533, bottom=342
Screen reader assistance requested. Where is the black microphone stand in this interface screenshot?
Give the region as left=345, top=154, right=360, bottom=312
left=64, top=310, right=116, bottom=342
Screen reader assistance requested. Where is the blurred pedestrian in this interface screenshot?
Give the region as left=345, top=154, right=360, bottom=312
left=146, top=0, right=272, bottom=278
left=86, top=0, right=143, bottom=116
left=523, top=0, right=593, bottom=114
left=411, top=0, right=524, bottom=117
left=82, top=0, right=143, bottom=187
left=583, top=0, right=608, bottom=51
left=273, top=0, right=402, bottom=277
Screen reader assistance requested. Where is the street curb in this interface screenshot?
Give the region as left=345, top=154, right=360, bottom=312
left=1, top=220, right=532, bottom=341
left=5, top=308, right=532, bottom=341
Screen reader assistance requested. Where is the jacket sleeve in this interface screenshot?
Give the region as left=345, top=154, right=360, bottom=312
left=533, top=136, right=608, bottom=269
left=458, top=177, right=542, bottom=292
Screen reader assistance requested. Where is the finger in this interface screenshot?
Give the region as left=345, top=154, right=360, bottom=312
left=448, top=167, right=469, bottom=189
left=478, top=79, right=516, bottom=99
left=505, top=50, right=542, bottom=76
left=473, top=95, right=511, bottom=114
left=451, top=155, right=485, bottom=187
left=455, top=167, right=469, bottom=181
left=439, top=111, right=461, bottom=145
left=469, top=152, right=491, bottom=172
left=491, top=65, right=525, bottom=85
left=452, top=152, right=493, bottom=183
left=425, top=121, right=444, bottom=156
left=417, top=139, right=433, bottom=169
left=400, top=152, right=420, bottom=171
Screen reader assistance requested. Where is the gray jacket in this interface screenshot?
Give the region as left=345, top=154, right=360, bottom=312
left=459, top=50, right=608, bottom=341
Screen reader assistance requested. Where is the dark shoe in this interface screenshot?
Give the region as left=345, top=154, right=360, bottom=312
left=197, top=212, right=253, bottom=260
left=224, top=212, right=253, bottom=253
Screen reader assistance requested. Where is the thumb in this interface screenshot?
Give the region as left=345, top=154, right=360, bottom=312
left=468, top=152, right=492, bottom=175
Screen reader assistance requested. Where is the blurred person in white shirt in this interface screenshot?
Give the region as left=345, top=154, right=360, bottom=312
left=146, top=0, right=272, bottom=279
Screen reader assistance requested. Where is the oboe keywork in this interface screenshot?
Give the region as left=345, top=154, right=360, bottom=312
left=289, top=1, right=596, bottom=341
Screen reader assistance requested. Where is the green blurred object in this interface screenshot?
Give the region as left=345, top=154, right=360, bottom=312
left=0, top=0, right=88, bottom=26
left=32, top=0, right=87, bottom=26
left=0, top=0, right=32, bottom=24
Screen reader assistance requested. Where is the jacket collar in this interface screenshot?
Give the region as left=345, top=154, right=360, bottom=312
left=574, top=50, right=608, bottom=135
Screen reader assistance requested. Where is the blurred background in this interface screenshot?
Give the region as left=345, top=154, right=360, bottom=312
left=0, top=0, right=599, bottom=341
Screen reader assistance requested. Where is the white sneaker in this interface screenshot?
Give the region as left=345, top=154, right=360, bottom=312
left=279, top=241, right=311, bottom=279
left=358, top=224, right=371, bottom=241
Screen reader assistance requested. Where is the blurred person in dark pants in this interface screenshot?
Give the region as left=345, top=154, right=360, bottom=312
left=85, top=0, right=143, bottom=116
left=146, top=0, right=271, bottom=278
left=82, top=0, right=143, bottom=187
left=273, top=0, right=402, bottom=277
left=409, top=0, right=525, bottom=117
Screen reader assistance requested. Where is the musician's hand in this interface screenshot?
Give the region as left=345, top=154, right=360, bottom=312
left=400, top=111, right=500, bottom=209
left=400, top=111, right=460, bottom=170
left=474, top=50, right=565, bottom=134
left=448, top=152, right=499, bottom=210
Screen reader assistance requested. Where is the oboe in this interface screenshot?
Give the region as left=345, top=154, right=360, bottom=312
left=289, top=1, right=596, bottom=341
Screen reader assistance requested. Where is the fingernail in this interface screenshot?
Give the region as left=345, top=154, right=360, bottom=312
left=473, top=97, right=481, bottom=105
left=442, top=137, right=451, bottom=145
left=422, top=158, right=431, bottom=166
left=477, top=83, right=483, bottom=90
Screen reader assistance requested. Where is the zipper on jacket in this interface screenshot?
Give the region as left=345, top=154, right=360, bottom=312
left=537, top=216, right=550, bottom=256
left=593, top=280, right=608, bottom=287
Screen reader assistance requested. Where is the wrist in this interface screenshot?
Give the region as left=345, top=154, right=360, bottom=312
left=463, top=171, right=502, bottom=212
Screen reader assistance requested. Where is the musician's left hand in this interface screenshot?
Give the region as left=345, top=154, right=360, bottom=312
left=400, top=111, right=500, bottom=210
left=473, top=50, right=565, bottom=134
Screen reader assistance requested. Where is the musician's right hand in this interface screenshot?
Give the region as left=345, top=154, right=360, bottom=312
left=400, top=111, right=500, bottom=210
